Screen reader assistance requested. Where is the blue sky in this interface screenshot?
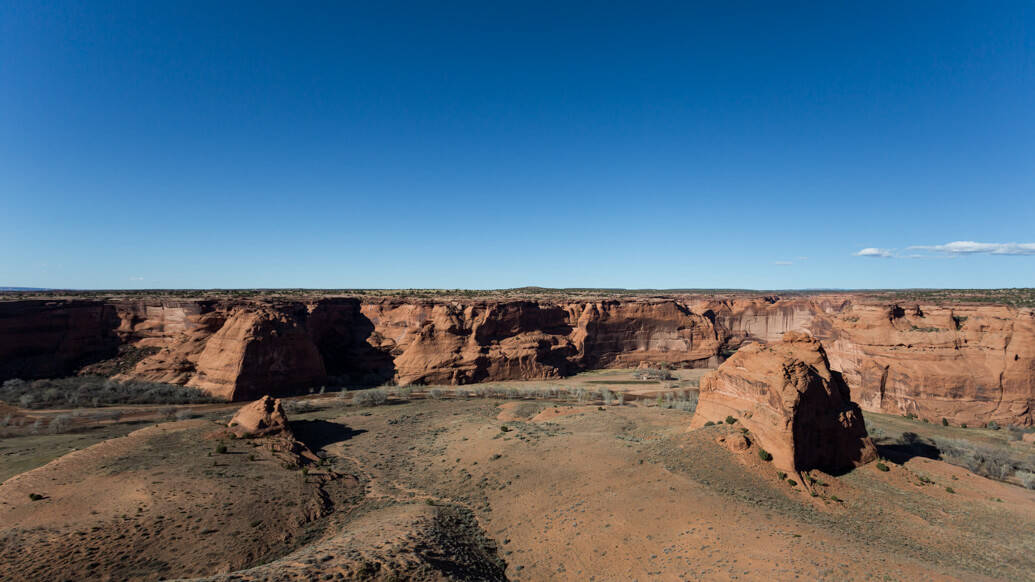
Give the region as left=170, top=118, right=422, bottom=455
left=2, top=1, right=1033, bottom=289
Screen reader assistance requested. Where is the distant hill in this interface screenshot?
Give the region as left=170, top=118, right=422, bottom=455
left=0, top=287, right=52, bottom=292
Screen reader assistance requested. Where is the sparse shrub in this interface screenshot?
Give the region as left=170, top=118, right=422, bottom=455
left=1017, top=470, right=1035, bottom=490
left=429, top=388, right=444, bottom=400
left=635, top=367, right=675, bottom=381
left=500, top=425, right=511, bottom=433
left=0, top=376, right=218, bottom=409
left=28, top=493, right=44, bottom=501
left=988, top=421, right=1001, bottom=431
left=758, top=449, right=773, bottom=462
left=945, top=486, right=955, bottom=494
left=961, top=423, right=967, bottom=428
left=941, top=418, right=949, bottom=427
left=704, top=421, right=715, bottom=427
left=864, top=420, right=885, bottom=440
left=616, top=392, right=625, bottom=406
left=777, top=471, right=787, bottom=480
left=830, top=495, right=842, bottom=503
left=935, top=438, right=1016, bottom=481
left=786, top=479, right=797, bottom=487
left=876, top=462, right=890, bottom=472
left=725, top=416, right=736, bottom=425
left=48, top=414, right=72, bottom=434
left=175, top=409, right=198, bottom=421
left=600, top=389, right=614, bottom=406
left=215, top=443, right=228, bottom=454
left=353, top=388, right=388, bottom=407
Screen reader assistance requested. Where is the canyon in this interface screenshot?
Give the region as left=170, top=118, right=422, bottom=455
left=1, top=292, right=1032, bottom=426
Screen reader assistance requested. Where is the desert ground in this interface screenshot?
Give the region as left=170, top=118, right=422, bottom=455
left=2, top=371, right=1034, bottom=581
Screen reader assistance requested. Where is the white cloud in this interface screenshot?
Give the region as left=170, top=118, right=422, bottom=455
left=128, top=276, right=145, bottom=281
left=854, top=248, right=893, bottom=258
left=773, top=261, right=793, bottom=266
left=908, top=241, right=1035, bottom=256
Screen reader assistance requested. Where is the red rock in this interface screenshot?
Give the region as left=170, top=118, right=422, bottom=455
left=227, top=395, right=290, bottom=437
left=691, top=331, right=877, bottom=473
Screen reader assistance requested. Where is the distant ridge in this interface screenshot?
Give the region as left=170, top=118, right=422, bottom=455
left=0, top=287, right=52, bottom=292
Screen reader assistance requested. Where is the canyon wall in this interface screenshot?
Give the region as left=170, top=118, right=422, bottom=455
left=0, top=295, right=1032, bottom=425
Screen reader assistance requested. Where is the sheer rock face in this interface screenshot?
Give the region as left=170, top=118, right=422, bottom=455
left=698, top=299, right=1035, bottom=427
left=0, top=301, right=120, bottom=380
left=227, top=395, right=291, bottom=438
left=691, top=331, right=877, bottom=473
left=0, top=295, right=1032, bottom=425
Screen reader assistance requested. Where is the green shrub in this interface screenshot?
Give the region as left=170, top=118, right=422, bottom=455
left=215, top=443, right=228, bottom=454
left=941, top=418, right=949, bottom=427
left=758, top=449, right=773, bottom=462
left=725, top=416, right=736, bottom=425
left=704, top=421, right=715, bottom=427
left=945, top=486, right=956, bottom=494
left=28, top=493, right=44, bottom=501
left=876, top=462, right=890, bottom=472
left=786, top=479, right=797, bottom=487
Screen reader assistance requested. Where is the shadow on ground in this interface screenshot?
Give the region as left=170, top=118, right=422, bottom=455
left=876, top=441, right=941, bottom=464
left=290, top=419, right=366, bottom=450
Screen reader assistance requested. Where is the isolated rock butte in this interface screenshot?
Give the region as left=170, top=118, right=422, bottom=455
left=227, top=395, right=291, bottom=437
left=691, top=331, right=877, bottom=473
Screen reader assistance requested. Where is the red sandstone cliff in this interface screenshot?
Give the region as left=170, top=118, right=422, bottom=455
left=0, top=294, right=1032, bottom=425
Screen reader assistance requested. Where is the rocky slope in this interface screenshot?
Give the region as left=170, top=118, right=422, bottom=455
left=0, top=294, right=1032, bottom=425
left=691, top=331, right=877, bottom=473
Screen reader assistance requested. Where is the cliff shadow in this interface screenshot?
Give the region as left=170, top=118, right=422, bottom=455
left=309, top=300, right=397, bottom=388
left=290, top=419, right=366, bottom=450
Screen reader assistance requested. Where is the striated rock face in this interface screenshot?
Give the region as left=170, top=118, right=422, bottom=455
left=184, top=305, right=325, bottom=401
left=691, top=331, right=877, bottom=473
left=0, top=301, right=120, bottom=380
left=814, top=303, right=1035, bottom=429
left=0, top=295, right=1032, bottom=426
left=697, top=298, right=1035, bottom=426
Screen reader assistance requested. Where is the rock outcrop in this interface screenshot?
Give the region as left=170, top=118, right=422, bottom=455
left=227, top=395, right=319, bottom=463
left=691, top=331, right=877, bottom=473
left=0, top=294, right=1032, bottom=426
left=227, top=395, right=291, bottom=437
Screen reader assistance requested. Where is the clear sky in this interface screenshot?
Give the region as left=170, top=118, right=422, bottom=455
left=2, top=2, right=1033, bottom=289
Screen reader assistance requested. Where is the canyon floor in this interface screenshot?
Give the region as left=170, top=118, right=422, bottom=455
left=2, top=373, right=1034, bottom=581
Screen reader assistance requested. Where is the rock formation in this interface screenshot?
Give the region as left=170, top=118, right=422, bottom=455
left=0, top=294, right=1032, bottom=426
left=227, top=395, right=291, bottom=437
left=691, top=331, right=877, bottom=473
left=227, top=395, right=319, bottom=463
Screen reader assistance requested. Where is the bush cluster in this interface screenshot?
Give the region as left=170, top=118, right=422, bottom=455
left=1, top=376, right=219, bottom=409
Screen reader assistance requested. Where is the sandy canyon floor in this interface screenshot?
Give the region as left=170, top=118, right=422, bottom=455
left=1, top=373, right=1034, bottom=581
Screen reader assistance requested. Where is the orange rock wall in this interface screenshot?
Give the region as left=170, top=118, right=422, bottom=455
left=0, top=295, right=1032, bottom=425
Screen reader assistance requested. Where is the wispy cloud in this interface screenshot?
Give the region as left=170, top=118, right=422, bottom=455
left=854, top=241, right=1035, bottom=259
left=908, top=241, right=1035, bottom=256
left=773, top=261, right=793, bottom=266
left=128, top=276, right=145, bottom=281
left=854, top=247, right=893, bottom=258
